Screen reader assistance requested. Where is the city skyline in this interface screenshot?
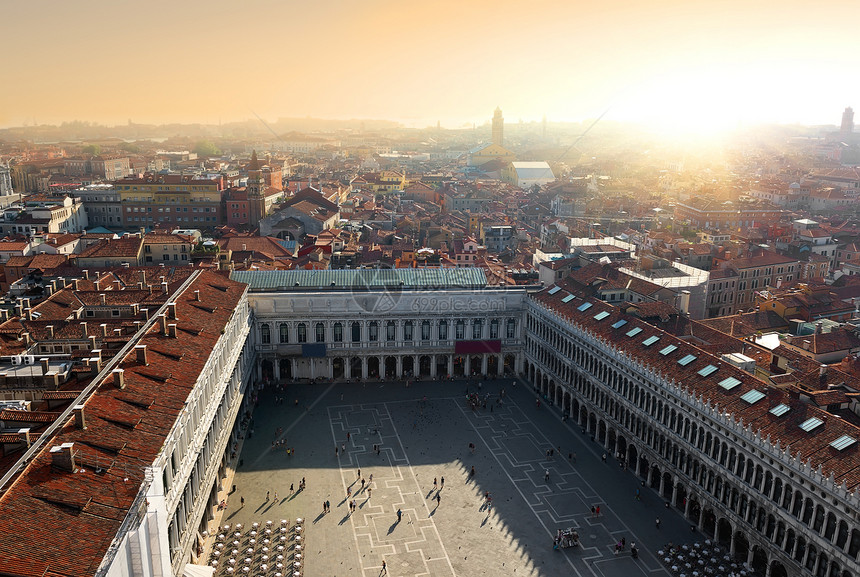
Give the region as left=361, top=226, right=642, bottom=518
left=1, top=0, right=858, bottom=135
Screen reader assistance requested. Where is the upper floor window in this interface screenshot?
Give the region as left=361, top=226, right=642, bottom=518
left=260, top=323, right=271, bottom=344
left=297, top=323, right=307, bottom=343
left=279, top=323, right=289, bottom=344
left=315, top=322, right=325, bottom=343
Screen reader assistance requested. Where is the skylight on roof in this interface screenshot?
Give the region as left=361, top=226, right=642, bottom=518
left=799, top=417, right=824, bottom=432
left=626, top=327, right=643, bottom=337
left=659, top=345, right=678, bottom=356
left=561, top=294, right=575, bottom=303
left=548, top=286, right=561, bottom=295
left=642, top=336, right=660, bottom=347
left=577, top=302, right=593, bottom=312
left=718, top=377, right=742, bottom=390
left=611, top=320, right=628, bottom=329
left=830, top=435, right=857, bottom=451
left=594, top=311, right=610, bottom=321
left=740, top=390, right=766, bottom=404
left=770, top=404, right=790, bottom=417
left=678, top=354, right=697, bottom=366
left=698, top=364, right=718, bottom=377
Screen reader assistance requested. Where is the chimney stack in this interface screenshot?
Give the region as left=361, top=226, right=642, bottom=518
left=168, top=323, right=177, bottom=338
left=113, top=280, right=121, bottom=291
left=100, top=323, right=107, bottom=337
left=100, top=294, right=106, bottom=306
left=47, top=325, right=54, bottom=338
left=113, top=368, right=125, bottom=390
left=50, top=443, right=76, bottom=472
left=83, top=270, right=90, bottom=280
left=73, top=405, right=86, bottom=430
left=161, top=281, right=168, bottom=294
left=80, top=322, right=87, bottom=337
left=140, top=270, right=146, bottom=285
left=168, top=302, right=177, bottom=320
left=89, top=335, right=97, bottom=350
left=40, top=358, right=49, bottom=375
left=194, top=290, right=200, bottom=301
left=135, top=344, right=148, bottom=365
left=141, top=308, right=149, bottom=321
left=159, top=313, right=168, bottom=335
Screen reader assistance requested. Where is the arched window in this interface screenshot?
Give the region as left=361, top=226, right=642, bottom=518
left=490, top=319, right=499, bottom=339
left=404, top=321, right=413, bottom=341
left=472, top=319, right=482, bottom=339
left=260, top=323, right=271, bottom=344
left=351, top=322, right=361, bottom=342
left=315, top=322, right=325, bottom=343
left=421, top=320, right=430, bottom=340
left=455, top=319, right=465, bottom=340
left=333, top=322, right=343, bottom=342
left=438, top=320, right=448, bottom=340
left=279, top=323, right=289, bottom=344
left=369, top=321, right=378, bottom=341
left=386, top=320, right=396, bottom=341
left=297, top=323, right=307, bottom=343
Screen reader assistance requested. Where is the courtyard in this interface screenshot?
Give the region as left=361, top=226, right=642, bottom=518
left=210, top=377, right=702, bottom=577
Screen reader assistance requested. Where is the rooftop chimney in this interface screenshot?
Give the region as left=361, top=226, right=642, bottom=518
left=159, top=313, right=168, bottom=335
left=168, top=302, right=177, bottom=320
left=73, top=405, right=86, bottom=430
left=100, top=323, right=107, bottom=337
left=50, top=442, right=76, bottom=472
left=113, top=368, right=125, bottom=390
left=113, top=280, right=121, bottom=290
left=161, top=281, right=168, bottom=294
left=40, top=358, right=49, bottom=375
left=80, top=322, right=87, bottom=337
left=168, top=323, right=177, bottom=338
left=194, top=290, right=200, bottom=301
left=141, top=308, right=149, bottom=320
left=140, top=270, right=146, bottom=285
left=47, top=325, right=54, bottom=338
left=83, top=270, right=90, bottom=280
left=135, top=344, right=148, bottom=365
left=89, top=335, right=97, bottom=349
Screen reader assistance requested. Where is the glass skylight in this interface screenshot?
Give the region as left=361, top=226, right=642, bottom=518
left=659, top=345, right=678, bottom=355
left=830, top=435, right=857, bottom=451
left=769, top=404, right=790, bottom=417
left=548, top=286, right=561, bottom=295
left=799, top=417, right=824, bottom=432
left=577, top=302, right=593, bottom=312
left=611, top=320, right=628, bottom=329
left=626, top=327, right=643, bottom=337
left=561, top=294, right=575, bottom=303
left=642, top=336, right=660, bottom=346
left=718, top=377, right=742, bottom=390
left=593, top=311, right=610, bottom=321
left=740, top=390, right=766, bottom=404
left=698, top=365, right=718, bottom=377
left=678, top=354, right=697, bottom=366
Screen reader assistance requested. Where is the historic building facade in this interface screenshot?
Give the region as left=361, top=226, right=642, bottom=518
left=524, top=284, right=860, bottom=577
left=236, top=270, right=526, bottom=383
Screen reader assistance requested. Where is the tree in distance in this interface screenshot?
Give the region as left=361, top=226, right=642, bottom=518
left=193, top=140, right=221, bottom=156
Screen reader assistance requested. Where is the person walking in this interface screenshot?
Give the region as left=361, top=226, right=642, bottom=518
left=440, top=476, right=445, bottom=488
left=323, top=501, right=327, bottom=514
left=273, top=491, right=278, bottom=502
left=361, top=478, right=366, bottom=490
left=596, top=505, right=601, bottom=517
left=368, top=487, right=372, bottom=499
left=545, top=469, right=550, bottom=482
left=347, top=486, right=352, bottom=498
left=590, top=505, right=595, bottom=518
left=347, top=432, right=351, bottom=442
left=433, top=477, right=438, bottom=490
left=635, top=488, right=641, bottom=501
left=381, top=559, right=387, bottom=574
left=397, top=508, right=402, bottom=522
left=655, top=517, right=661, bottom=529
left=436, top=493, right=441, bottom=506
left=370, top=473, right=374, bottom=483
left=335, top=446, right=339, bottom=457
left=266, top=490, right=270, bottom=501
left=240, top=496, right=245, bottom=508
left=358, top=468, right=361, bottom=478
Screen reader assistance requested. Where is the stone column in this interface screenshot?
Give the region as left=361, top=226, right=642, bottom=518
left=730, top=532, right=737, bottom=556
left=465, top=356, right=471, bottom=376
left=430, top=356, right=437, bottom=378
left=497, top=354, right=503, bottom=376
left=447, top=355, right=453, bottom=376
left=481, top=355, right=488, bottom=376
left=274, top=360, right=281, bottom=381
left=413, top=355, right=419, bottom=378
left=684, top=497, right=691, bottom=519
left=746, top=548, right=754, bottom=569
left=345, top=358, right=352, bottom=380
left=361, top=357, right=368, bottom=379
left=327, top=358, right=333, bottom=379
left=396, top=356, right=402, bottom=378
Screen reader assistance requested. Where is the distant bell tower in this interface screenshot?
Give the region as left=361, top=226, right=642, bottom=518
left=247, top=150, right=266, bottom=230
left=841, top=107, right=854, bottom=134
left=492, top=107, right=504, bottom=147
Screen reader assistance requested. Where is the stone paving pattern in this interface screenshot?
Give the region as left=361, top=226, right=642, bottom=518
left=216, top=378, right=699, bottom=576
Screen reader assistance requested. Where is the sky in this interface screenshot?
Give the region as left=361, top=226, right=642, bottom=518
left=1, top=0, right=858, bottom=134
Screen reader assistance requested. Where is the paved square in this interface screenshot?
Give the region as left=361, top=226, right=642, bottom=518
left=215, top=379, right=699, bottom=576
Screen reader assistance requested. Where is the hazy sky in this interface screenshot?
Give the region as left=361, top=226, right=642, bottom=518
left=2, top=0, right=857, bottom=133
